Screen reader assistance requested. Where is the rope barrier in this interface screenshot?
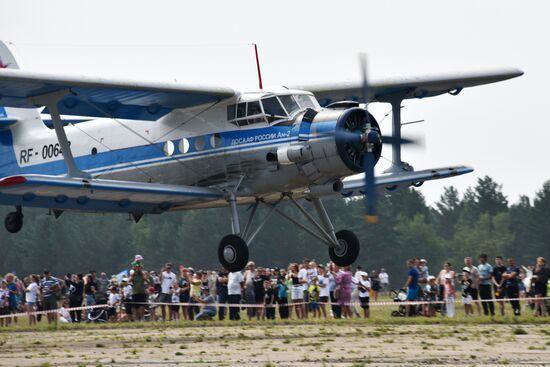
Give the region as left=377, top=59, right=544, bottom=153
left=1, top=296, right=548, bottom=320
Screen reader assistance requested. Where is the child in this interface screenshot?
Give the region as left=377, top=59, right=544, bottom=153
left=444, top=274, right=456, bottom=318
left=170, top=283, right=180, bottom=321
left=107, top=286, right=120, bottom=322
left=308, top=277, right=321, bottom=318
left=461, top=268, right=474, bottom=316
left=424, top=276, right=438, bottom=317
left=358, top=272, right=371, bottom=318
left=264, top=280, right=276, bottom=320
left=121, top=278, right=133, bottom=322
left=0, top=281, right=9, bottom=327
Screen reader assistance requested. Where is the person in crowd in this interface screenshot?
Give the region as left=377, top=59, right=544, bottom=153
left=477, top=254, right=495, bottom=316
left=41, top=270, right=61, bottom=325
left=463, top=256, right=481, bottom=315
left=264, top=279, right=276, bottom=320
left=299, top=261, right=309, bottom=319
left=84, top=274, right=96, bottom=307
left=243, top=261, right=256, bottom=320
left=227, top=268, right=244, bottom=321
left=370, top=270, right=381, bottom=302
left=379, top=268, right=389, bottom=296
left=97, top=272, right=109, bottom=299
left=289, top=263, right=305, bottom=319
left=358, top=272, right=371, bottom=318
left=461, top=268, right=474, bottom=316
left=436, top=262, right=455, bottom=315
left=308, top=277, right=321, bottom=318
left=194, top=286, right=216, bottom=320
left=492, top=256, right=507, bottom=316
left=159, top=262, right=177, bottom=321
left=335, top=265, right=353, bottom=318
left=317, top=266, right=329, bottom=318
left=107, top=286, right=120, bottom=322
left=216, top=268, right=229, bottom=321
left=66, top=273, right=84, bottom=323
left=424, top=275, right=438, bottom=317
left=444, top=273, right=456, bottom=318
left=277, top=272, right=289, bottom=319
left=187, top=268, right=202, bottom=320
left=5, top=273, right=19, bottom=326
left=58, top=300, right=72, bottom=323
left=0, top=280, right=10, bottom=327
left=253, top=267, right=269, bottom=320
left=329, top=262, right=341, bottom=318
left=503, top=257, right=521, bottom=316
left=129, top=261, right=148, bottom=321
left=25, top=274, right=40, bottom=326
left=170, top=282, right=180, bottom=321
left=532, top=257, right=548, bottom=317
left=418, top=259, right=430, bottom=294
left=178, top=266, right=190, bottom=321
left=150, top=271, right=161, bottom=294
left=147, top=286, right=158, bottom=321
left=121, top=277, right=133, bottom=322
left=403, top=259, right=420, bottom=317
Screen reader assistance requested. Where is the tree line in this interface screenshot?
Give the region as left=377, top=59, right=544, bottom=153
left=0, top=176, right=548, bottom=282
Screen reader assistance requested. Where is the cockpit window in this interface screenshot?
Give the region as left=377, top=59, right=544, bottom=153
left=227, top=104, right=236, bottom=121
left=236, top=103, right=246, bottom=119
left=261, top=96, right=287, bottom=122
left=279, top=95, right=300, bottom=116
left=246, top=101, right=266, bottom=124
left=294, top=94, right=317, bottom=110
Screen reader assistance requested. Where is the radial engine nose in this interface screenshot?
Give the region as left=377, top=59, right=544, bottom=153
left=334, top=107, right=382, bottom=173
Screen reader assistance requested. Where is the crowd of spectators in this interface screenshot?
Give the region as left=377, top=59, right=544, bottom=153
left=0, top=256, right=391, bottom=326
left=401, top=255, right=549, bottom=318
left=1, top=253, right=547, bottom=326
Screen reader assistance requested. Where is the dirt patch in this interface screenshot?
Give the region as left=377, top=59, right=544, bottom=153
left=2, top=323, right=550, bottom=366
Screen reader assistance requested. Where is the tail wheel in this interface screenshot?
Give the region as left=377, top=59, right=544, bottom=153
left=328, top=230, right=360, bottom=266
left=5, top=211, right=23, bottom=233
left=218, top=234, right=249, bottom=272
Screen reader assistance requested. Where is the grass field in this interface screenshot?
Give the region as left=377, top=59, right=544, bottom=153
left=1, top=304, right=549, bottom=366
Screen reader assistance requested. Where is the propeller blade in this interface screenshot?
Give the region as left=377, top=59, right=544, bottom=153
left=381, top=136, right=415, bottom=145
left=364, top=149, right=378, bottom=223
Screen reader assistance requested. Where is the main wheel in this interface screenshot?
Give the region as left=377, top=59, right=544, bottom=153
left=218, top=234, right=249, bottom=272
left=5, top=211, right=23, bottom=233
left=328, top=230, right=360, bottom=266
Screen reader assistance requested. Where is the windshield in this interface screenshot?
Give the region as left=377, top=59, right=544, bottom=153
left=294, top=94, right=317, bottom=110
left=261, top=96, right=287, bottom=123
left=279, top=95, right=300, bottom=116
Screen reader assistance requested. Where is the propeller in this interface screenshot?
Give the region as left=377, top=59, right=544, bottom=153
left=359, top=54, right=379, bottom=223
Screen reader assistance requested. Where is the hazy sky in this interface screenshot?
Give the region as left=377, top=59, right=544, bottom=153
left=1, top=0, right=548, bottom=205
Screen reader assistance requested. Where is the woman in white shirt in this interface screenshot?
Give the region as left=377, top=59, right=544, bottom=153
left=25, top=275, right=40, bottom=326
left=317, top=266, right=330, bottom=318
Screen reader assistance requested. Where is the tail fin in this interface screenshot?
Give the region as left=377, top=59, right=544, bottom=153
left=0, top=41, right=44, bottom=130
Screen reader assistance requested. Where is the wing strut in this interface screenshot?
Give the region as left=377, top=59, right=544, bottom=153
left=31, top=91, right=91, bottom=178
left=384, top=96, right=411, bottom=174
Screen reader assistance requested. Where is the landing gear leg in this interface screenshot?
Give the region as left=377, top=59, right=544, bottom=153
left=218, top=193, right=249, bottom=272
left=5, top=206, right=23, bottom=233
left=311, top=198, right=360, bottom=266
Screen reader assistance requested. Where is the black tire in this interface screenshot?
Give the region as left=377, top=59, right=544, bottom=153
left=218, top=234, right=249, bottom=272
left=5, top=212, right=23, bottom=233
left=328, top=230, right=360, bottom=266
left=391, top=310, right=402, bottom=317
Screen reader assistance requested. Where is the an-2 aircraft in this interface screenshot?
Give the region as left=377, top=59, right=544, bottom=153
left=0, top=41, right=523, bottom=271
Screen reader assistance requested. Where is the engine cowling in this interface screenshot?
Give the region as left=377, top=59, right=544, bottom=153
left=335, top=107, right=382, bottom=173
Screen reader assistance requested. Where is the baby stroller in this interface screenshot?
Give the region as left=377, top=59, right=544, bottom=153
left=87, top=295, right=108, bottom=323
left=390, top=289, right=422, bottom=317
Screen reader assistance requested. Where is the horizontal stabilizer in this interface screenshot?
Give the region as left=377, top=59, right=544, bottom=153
left=342, top=165, right=473, bottom=193
left=0, top=175, right=223, bottom=214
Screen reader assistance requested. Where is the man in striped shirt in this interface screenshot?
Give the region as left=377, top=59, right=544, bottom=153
left=41, top=270, right=61, bottom=324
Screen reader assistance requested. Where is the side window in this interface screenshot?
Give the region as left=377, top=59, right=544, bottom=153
left=262, top=97, right=287, bottom=123
left=246, top=101, right=265, bottom=124
left=236, top=103, right=246, bottom=119
left=294, top=94, right=316, bottom=109
left=279, top=95, right=300, bottom=116
left=227, top=104, right=236, bottom=121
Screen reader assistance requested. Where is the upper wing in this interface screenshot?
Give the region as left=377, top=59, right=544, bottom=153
left=292, top=68, right=523, bottom=106
left=0, top=174, right=223, bottom=214
left=341, top=165, right=473, bottom=194
left=0, top=68, right=237, bottom=120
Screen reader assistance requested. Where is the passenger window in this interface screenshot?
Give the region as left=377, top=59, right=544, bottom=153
left=227, top=104, right=236, bottom=121
left=279, top=95, right=300, bottom=116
